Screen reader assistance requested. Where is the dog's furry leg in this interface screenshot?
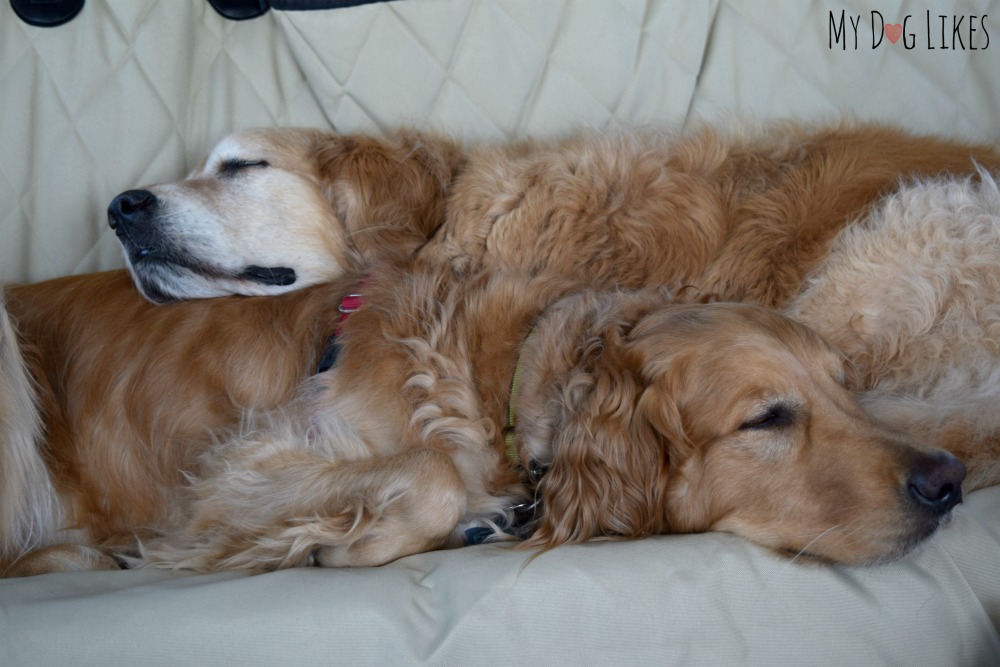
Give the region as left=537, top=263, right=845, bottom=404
left=141, top=441, right=467, bottom=572
left=0, top=296, right=63, bottom=566
left=3, top=544, right=121, bottom=577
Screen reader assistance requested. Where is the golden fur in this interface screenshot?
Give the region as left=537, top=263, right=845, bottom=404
left=3, top=121, right=998, bottom=575
left=1, top=129, right=459, bottom=575
left=112, top=122, right=1000, bottom=310
left=418, top=121, right=1000, bottom=306
left=109, top=128, right=461, bottom=302
left=140, top=266, right=967, bottom=571
left=0, top=272, right=350, bottom=575
left=789, top=172, right=1000, bottom=490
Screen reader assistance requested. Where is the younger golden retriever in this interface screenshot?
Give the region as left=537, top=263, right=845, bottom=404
left=139, top=266, right=966, bottom=571
left=139, top=169, right=1000, bottom=574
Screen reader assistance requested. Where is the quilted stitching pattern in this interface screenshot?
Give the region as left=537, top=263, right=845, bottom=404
left=0, top=0, right=713, bottom=283
left=696, top=0, right=1000, bottom=138
left=0, top=0, right=329, bottom=283
left=1, top=0, right=997, bottom=284
left=277, top=0, right=710, bottom=138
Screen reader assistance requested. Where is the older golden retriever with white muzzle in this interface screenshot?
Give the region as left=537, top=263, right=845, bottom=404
left=138, top=266, right=966, bottom=570
left=1, top=130, right=461, bottom=576
left=111, top=122, right=1000, bottom=309
left=108, top=128, right=461, bottom=303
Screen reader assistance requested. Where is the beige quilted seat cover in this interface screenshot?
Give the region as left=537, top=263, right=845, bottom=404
left=1, top=2, right=998, bottom=665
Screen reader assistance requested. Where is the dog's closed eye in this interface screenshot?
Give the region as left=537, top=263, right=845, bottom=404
left=218, top=159, right=270, bottom=177
left=738, top=403, right=797, bottom=431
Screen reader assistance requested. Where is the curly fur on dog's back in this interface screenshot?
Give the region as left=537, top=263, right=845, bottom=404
left=790, top=170, right=1000, bottom=390
left=789, top=171, right=1000, bottom=489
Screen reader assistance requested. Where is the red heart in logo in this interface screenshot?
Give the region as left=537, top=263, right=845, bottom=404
left=884, top=23, right=902, bottom=44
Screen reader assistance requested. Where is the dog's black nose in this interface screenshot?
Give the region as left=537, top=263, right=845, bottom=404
left=908, top=451, right=966, bottom=514
left=108, top=189, right=157, bottom=231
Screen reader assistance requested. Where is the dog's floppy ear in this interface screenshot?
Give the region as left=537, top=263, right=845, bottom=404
left=634, top=384, right=689, bottom=456
left=526, top=346, right=671, bottom=549
left=314, top=130, right=464, bottom=264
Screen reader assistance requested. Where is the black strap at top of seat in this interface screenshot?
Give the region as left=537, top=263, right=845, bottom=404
left=10, top=0, right=85, bottom=27
left=10, top=0, right=392, bottom=27
left=210, top=0, right=391, bottom=21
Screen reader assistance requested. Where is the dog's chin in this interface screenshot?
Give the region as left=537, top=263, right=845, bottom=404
left=120, top=250, right=218, bottom=303
left=773, top=511, right=950, bottom=567
left=135, top=278, right=178, bottom=305
left=124, top=254, right=301, bottom=304
left=124, top=262, right=189, bottom=304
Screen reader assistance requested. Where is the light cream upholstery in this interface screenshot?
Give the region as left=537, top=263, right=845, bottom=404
left=1, top=2, right=998, bottom=664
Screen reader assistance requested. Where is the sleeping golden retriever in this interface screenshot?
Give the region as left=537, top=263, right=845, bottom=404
left=114, top=121, right=1000, bottom=309
left=3, top=121, right=998, bottom=575
left=108, top=128, right=461, bottom=303
left=138, top=265, right=967, bottom=571
left=136, top=163, right=1000, bottom=574
left=0, top=129, right=460, bottom=576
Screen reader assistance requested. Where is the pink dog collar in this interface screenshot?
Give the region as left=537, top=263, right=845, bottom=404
left=336, top=290, right=365, bottom=336
left=316, top=279, right=367, bottom=374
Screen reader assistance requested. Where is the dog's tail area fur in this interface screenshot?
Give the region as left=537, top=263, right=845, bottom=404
left=0, top=293, right=62, bottom=562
